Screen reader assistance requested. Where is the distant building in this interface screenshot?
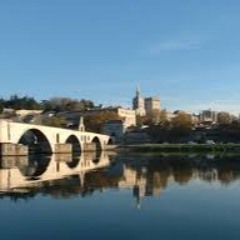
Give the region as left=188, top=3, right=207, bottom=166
left=144, top=97, right=160, bottom=115
left=15, top=109, right=43, bottom=116
left=132, top=86, right=160, bottom=116
left=57, top=106, right=136, bottom=130
left=165, top=111, right=176, bottom=121
left=113, top=107, right=136, bottom=127
left=191, top=114, right=200, bottom=125
left=102, top=119, right=127, bottom=143
left=132, top=86, right=146, bottom=116
left=199, top=110, right=218, bottom=124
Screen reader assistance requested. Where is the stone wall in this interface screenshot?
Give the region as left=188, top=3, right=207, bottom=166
left=0, top=143, right=28, bottom=156
left=54, top=144, right=72, bottom=154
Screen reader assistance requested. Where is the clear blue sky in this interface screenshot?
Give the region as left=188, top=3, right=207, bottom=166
left=1, top=0, right=240, bottom=114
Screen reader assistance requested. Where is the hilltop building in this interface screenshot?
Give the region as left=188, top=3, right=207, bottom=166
left=132, top=86, right=146, bottom=116
left=144, top=97, right=160, bottom=115
left=132, top=86, right=160, bottom=116
left=97, top=107, right=136, bottom=143
left=113, top=107, right=136, bottom=127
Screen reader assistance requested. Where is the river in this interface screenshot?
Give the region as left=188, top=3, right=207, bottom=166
left=0, top=152, right=240, bottom=240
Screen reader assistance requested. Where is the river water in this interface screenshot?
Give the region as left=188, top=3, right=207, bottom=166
left=1, top=152, right=240, bottom=240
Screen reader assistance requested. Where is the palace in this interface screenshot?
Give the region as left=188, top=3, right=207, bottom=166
left=132, top=86, right=160, bottom=116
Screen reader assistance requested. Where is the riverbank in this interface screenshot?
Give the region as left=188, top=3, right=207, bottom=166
left=117, top=143, right=240, bottom=153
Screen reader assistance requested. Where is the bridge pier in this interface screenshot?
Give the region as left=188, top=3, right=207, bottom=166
left=0, top=143, right=28, bottom=156
left=0, top=156, right=27, bottom=169
left=54, top=144, right=72, bottom=154
left=84, top=143, right=101, bottom=152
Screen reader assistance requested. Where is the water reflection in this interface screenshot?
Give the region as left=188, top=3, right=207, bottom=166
left=1, top=153, right=240, bottom=203
left=0, top=152, right=111, bottom=197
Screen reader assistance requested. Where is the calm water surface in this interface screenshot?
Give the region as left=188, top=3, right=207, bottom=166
left=1, top=152, right=240, bottom=240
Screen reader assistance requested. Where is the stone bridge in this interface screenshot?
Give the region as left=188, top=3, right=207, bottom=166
left=0, top=120, right=112, bottom=156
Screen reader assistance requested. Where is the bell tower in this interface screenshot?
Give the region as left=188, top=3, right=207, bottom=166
left=132, top=85, right=146, bottom=116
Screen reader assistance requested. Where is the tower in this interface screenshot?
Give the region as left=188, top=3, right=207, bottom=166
left=78, top=116, right=85, bottom=131
left=144, top=96, right=160, bottom=115
left=132, top=86, right=145, bottom=116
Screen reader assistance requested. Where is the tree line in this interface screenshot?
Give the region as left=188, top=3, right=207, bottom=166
left=143, top=109, right=240, bottom=143
left=0, top=95, right=95, bottom=113
left=0, top=95, right=120, bottom=133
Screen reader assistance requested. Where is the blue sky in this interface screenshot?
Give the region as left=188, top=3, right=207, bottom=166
left=1, top=0, right=240, bottom=114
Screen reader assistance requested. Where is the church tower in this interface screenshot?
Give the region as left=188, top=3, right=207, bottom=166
left=78, top=116, right=85, bottom=131
left=132, top=86, right=146, bottom=116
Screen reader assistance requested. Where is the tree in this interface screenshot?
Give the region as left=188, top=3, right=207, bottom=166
left=84, top=111, right=122, bottom=133
left=144, top=109, right=160, bottom=125
left=3, top=95, right=43, bottom=110
left=217, top=112, right=231, bottom=126
left=136, top=114, right=145, bottom=126
left=0, top=102, right=3, bottom=114
left=42, top=116, right=66, bottom=128
left=43, top=97, right=95, bottom=112
left=171, top=112, right=192, bottom=137
left=158, top=109, right=170, bottom=128
left=137, top=109, right=169, bottom=127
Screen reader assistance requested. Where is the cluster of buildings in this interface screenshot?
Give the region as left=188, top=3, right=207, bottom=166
left=103, top=87, right=161, bottom=143
left=1, top=87, right=238, bottom=144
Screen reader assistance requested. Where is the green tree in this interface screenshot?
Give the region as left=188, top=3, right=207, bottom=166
left=0, top=102, right=3, bottom=114
left=217, top=112, right=231, bottom=126
left=84, top=111, right=122, bottom=133
left=43, top=97, right=95, bottom=112
left=144, top=109, right=160, bottom=125
left=158, top=109, right=170, bottom=128
left=136, top=114, right=145, bottom=126
left=171, top=112, right=192, bottom=136
left=42, top=116, right=66, bottom=128
left=3, top=95, right=43, bottom=110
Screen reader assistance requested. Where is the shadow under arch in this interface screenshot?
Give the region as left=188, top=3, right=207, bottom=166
left=18, top=129, right=52, bottom=155
left=17, top=155, right=52, bottom=179
left=66, top=155, right=81, bottom=169
left=107, top=137, right=114, bottom=145
left=91, top=136, right=102, bottom=151
left=65, top=135, right=82, bottom=155
left=83, top=151, right=102, bottom=165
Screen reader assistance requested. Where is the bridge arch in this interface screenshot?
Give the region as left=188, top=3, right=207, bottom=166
left=18, top=128, right=52, bottom=154
left=92, top=151, right=102, bottom=164
left=65, top=135, right=82, bottom=156
left=66, top=156, right=81, bottom=169
left=107, top=137, right=114, bottom=145
left=91, top=136, right=102, bottom=151
left=18, top=155, right=51, bottom=179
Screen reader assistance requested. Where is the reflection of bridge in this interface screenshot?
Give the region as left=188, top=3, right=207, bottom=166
left=0, top=152, right=111, bottom=192
left=0, top=120, right=112, bottom=155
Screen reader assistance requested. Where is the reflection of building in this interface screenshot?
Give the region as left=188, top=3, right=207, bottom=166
left=0, top=152, right=111, bottom=193
left=118, top=165, right=162, bottom=208
left=118, top=166, right=147, bottom=208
